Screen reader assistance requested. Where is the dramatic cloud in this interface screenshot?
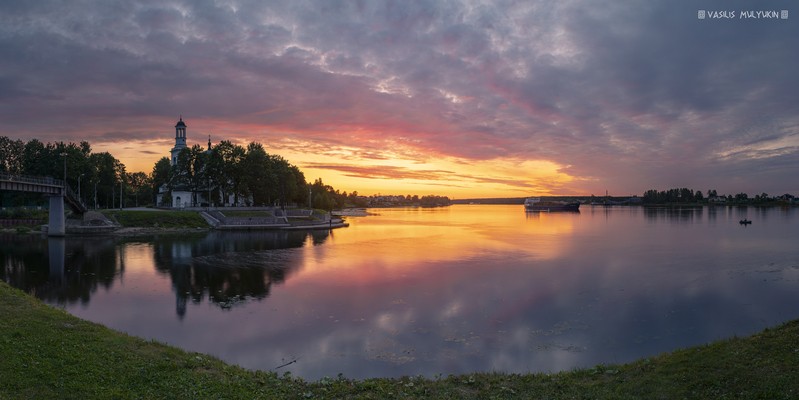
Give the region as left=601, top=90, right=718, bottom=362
left=1, top=0, right=797, bottom=197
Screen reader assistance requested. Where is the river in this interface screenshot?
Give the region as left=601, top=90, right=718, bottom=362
left=2, top=205, right=798, bottom=380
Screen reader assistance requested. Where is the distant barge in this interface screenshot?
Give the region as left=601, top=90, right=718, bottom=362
left=524, top=197, right=580, bottom=212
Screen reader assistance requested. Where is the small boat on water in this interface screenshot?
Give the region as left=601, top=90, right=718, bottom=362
left=524, top=197, right=580, bottom=212
left=739, top=219, right=752, bottom=225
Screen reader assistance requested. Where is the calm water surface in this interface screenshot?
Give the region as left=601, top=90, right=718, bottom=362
left=2, top=205, right=799, bottom=380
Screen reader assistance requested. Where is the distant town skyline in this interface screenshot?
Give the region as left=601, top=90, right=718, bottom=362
left=1, top=1, right=798, bottom=198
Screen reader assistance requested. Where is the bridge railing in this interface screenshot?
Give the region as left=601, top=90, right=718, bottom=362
left=0, top=172, right=64, bottom=187
left=63, top=185, right=88, bottom=213
left=1, top=172, right=87, bottom=213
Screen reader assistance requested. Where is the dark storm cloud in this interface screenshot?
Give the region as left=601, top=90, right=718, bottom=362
left=0, top=0, right=797, bottom=193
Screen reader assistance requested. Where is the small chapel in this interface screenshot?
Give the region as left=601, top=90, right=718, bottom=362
left=156, top=117, right=240, bottom=208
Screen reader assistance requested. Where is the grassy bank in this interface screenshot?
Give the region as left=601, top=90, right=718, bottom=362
left=1, top=282, right=798, bottom=399
left=101, top=210, right=208, bottom=228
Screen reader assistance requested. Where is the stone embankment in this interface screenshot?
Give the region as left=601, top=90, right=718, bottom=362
left=42, top=211, right=118, bottom=234
left=201, top=209, right=348, bottom=230
left=32, top=208, right=349, bottom=235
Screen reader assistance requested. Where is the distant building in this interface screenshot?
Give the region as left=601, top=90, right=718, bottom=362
left=156, top=117, right=241, bottom=208
left=708, top=195, right=727, bottom=204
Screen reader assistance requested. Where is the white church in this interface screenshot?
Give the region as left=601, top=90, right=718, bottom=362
left=156, top=117, right=241, bottom=208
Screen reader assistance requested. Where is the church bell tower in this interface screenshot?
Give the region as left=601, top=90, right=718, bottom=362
left=170, top=116, right=188, bottom=166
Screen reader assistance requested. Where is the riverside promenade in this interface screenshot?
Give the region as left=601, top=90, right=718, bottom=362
left=25, top=207, right=349, bottom=235
left=197, top=208, right=349, bottom=230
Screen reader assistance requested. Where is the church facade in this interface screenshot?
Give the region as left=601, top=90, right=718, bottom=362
left=156, top=117, right=240, bottom=208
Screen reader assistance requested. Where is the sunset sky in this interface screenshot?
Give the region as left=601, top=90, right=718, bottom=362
left=1, top=1, right=797, bottom=199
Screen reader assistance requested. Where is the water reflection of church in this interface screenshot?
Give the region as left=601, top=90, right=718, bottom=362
left=1, top=230, right=330, bottom=320
left=153, top=230, right=330, bottom=318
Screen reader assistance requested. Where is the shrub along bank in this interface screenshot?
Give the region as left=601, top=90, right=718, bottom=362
left=101, top=210, right=208, bottom=228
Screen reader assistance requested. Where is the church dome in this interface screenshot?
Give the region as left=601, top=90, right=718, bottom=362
left=175, top=117, right=186, bottom=128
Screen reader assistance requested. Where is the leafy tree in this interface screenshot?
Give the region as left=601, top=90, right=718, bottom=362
left=126, top=172, right=151, bottom=207
left=0, top=136, right=24, bottom=173
left=310, top=178, right=334, bottom=210
left=420, top=195, right=451, bottom=207
left=22, top=139, right=48, bottom=177
left=88, top=152, right=122, bottom=209
left=242, top=143, right=272, bottom=206
left=288, top=164, right=307, bottom=205
left=172, top=145, right=207, bottom=206
left=218, top=141, right=247, bottom=206
left=151, top=157, right=172, bottom=206
left=150, top=135, right=314, bottom=209
left=735, top=193, right=749, bottom=202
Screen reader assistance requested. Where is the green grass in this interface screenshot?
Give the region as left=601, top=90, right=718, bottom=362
left=0, top=208, right=48, bottom=219
left=101, top=210, right=208, bottom=228
left=1, top=281, right=798, bottom=399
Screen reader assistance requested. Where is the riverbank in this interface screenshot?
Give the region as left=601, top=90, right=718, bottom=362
left=1, top=281, right=797, bottom=399
left=1, top=208, right=350, bottom=235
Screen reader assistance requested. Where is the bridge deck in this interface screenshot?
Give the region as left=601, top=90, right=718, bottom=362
left=0, top=173, right=88, bottom=214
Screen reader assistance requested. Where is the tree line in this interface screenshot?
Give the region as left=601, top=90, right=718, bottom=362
left=155, top=141, right=309, bottom=208
left=0, top=136, right=143, bottom=209
left=0, top=136, right=320, bottom=209
left=306, top=190, right=452, bottom=209
left=1, top=135, right=452, bottom=211
left=642, top=188, right=795, bottom=205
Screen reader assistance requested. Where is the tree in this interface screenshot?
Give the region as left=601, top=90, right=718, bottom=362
left=22, top=139, right=48, bottom=177
left=266, top=154, right=307, bottom=209
left=204, top=146, right=226, bottom=206
left=215, top=141, right=247, bottom=206
left=88, top=152, right=122, bottom=209
left=734, top=193, right=749, bottom=202
left=420, top=195, right=451, bottom=207
left=0, top=136, right=24, bottom=174
left=151, top=157, right=172, bottom=206
left=310, top=178, right=334, bottom=210
left=288, top=164, right=307, bottom=205
left=149, top=138, right=334, bottom=210
left=242, top=143, right=272, bottom=206
left=171, top=145, right=207, bottom=206
left=126, top=172, right=151, bottom=207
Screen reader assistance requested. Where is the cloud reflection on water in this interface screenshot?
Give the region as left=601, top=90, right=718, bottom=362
left=2, top=205, right=798, bottom=380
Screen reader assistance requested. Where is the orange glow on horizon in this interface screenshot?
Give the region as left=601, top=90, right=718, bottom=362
left=93, top=120, right=586, bottom=198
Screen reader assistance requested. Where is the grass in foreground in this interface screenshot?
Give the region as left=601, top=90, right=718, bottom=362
left=1, top=281, right=798, bottom=399
left=101, top=210, right=208, bottom=228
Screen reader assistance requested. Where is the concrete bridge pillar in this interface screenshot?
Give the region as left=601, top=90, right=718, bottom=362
left=48, top=195, right=65, bottom=236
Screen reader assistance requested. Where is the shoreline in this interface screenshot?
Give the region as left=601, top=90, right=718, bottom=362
left=1, top=222, right=350, bottom=237
left=1, top=207, right=352, bottom=236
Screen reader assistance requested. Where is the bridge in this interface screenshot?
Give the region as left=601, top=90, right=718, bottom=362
left=0, top=172, right=88, bottom=236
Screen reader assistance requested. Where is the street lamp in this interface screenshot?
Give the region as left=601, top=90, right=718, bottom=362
left=60, top=152, right=67, bottom=188
left=78, top=173, right=84, bottom=202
